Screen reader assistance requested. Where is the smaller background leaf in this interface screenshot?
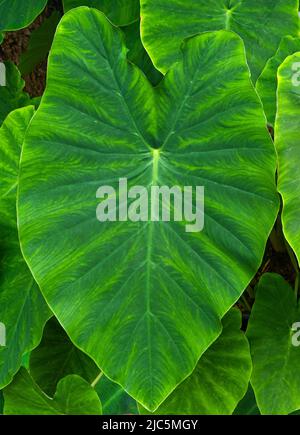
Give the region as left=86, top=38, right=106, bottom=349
left=0, top=390, right=3, bottom=414
left=0, top=62, right=30, bottom=125
left=3, top=368, right=102, bottom=415
left=30, top=317, right=99, bottom=396
left=122, top=21, right=162, bottom=86
left=63, top=0, right=140, bottom=26
left=256, top=36, right=300, bottom=125
left=139, top=309, right=251, bottom=415
left=276, top=52, right=300, bottom=264
left=19, top=11, right=61, bottom=76
left=30, top=316, right=136, bottom=414
left=247, top=273, right=300, bottom=415
left=0, top=0, right=47, bottom=32
left=140, top=0, right=299, bottom=80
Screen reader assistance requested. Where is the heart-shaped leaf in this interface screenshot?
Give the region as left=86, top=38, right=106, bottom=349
left=0, top=0, right=47, bottom=32
left=275, top=52, right=300, bottom=262
left=63, top=0, right=140, bottom=25
left=30, top=317, right=99, bottom=396
left=139, top=309, right=251, bottom=415
left=3, top=368, right=102, bottom=415
left=256, top=36, right=300, bottom=126
left=0, top=62, right=31, bottom=125
left=140, top=0, right=299, bottom=81
left=247, top=273, right=300, bottom=415
left=0, top=107, right=51, bottom=389
left=18, top=8, right=278, bottom=411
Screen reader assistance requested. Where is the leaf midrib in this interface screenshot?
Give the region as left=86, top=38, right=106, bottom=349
left=144, top=149, right=160, bottom=403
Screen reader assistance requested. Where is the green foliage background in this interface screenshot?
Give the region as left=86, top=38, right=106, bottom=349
left=0, top=0, right=300, bottom=415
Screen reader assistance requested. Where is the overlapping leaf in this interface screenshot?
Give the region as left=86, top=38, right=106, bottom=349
left=0, top=107, right=51, bottom=389
left=63, top=3, right=161, bottom=83
left=0, top=391, right=3, bottom=414
left=0, top=62, right=30, bottom=125
left=3, top=368, right=102, bottom=415
left=29, top=317, right=99, bottom=396
left=140, top=0, right=299, bottom=81
left=233, top=385, right=260, bottom=415
left=63, top=0, right=140, bottom=25
left=19, top=11, right=61, bottom=76
left=275, top=52, right=300, bottom=262
left=0, top=0, right=47, bottom=32
left=256, top=36, right=300, bottom=126
left=122, top=21, right=162, bottom=86
left=18, top=8, right=278, bottom=411
left=139, top=309, right=251, bottom=415
left=247, top=273, right=300, bottom=414
left=30, top=316, right=137, bottom=414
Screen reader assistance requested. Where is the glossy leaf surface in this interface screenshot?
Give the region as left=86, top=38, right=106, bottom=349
left=0, top=0, right=47, bottom=31
left=18, top=8, right=278, bottom=411
left=0, top=107, right=51, bottom=389
left=0, top=62, right=30, bottom=125
left=140, top=0, right=299, bottom=81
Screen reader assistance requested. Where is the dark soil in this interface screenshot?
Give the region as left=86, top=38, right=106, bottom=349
left=0, top=0, right=63, bottom=97
left=255, top=241, right=296, bottom=287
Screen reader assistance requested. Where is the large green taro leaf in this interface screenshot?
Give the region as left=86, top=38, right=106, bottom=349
left=139, top=309, right=251, bottom=415
left=63, top=0, right=140, bottom=25
left=0, top=0, right=47, bottom=32
left=0, top=107, right=51, bottom=389
left=276, top=52, right=300, bottom=263
left=3, top=368, right=102, bottom=415
left=18, top=8, right=278, bottom=411
left=0, top=62, right=31, bottom=125
left=256, top=36, right=300, bottom=126
left=140, top=0, right=299, bottom=81
left=30, top=317, right=99, bottom=396
left=247, top=273, right=300, bottom=415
